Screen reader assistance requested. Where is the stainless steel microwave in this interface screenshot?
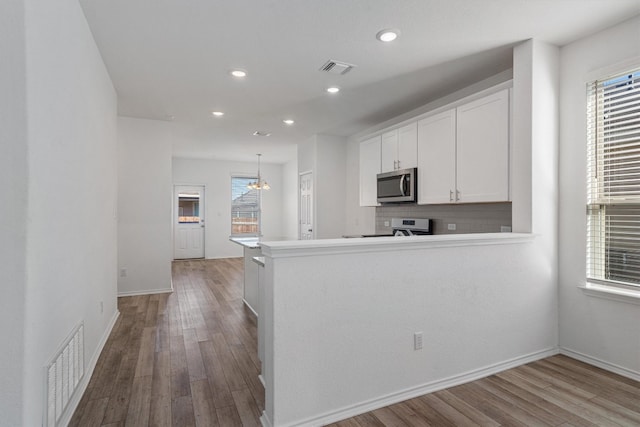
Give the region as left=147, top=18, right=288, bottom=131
left=377, top=167, right=417, bottom=203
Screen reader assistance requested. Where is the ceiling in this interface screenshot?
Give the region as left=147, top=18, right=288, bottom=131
left=79, top=0, right=640, bottom=164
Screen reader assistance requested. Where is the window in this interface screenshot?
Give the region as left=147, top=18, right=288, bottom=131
left=587, top=67, right=640, bottom=290
left=231, top=176, right=260, bottom=236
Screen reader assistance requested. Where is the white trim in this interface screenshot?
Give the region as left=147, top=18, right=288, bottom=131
left=282, top=347, right=558, bottom=427
left=243, top=298, right=258, bottom=317
left=118, top=287, right=173, bottom=297
left=260, top=233, right=535, bottom=258
left=560, top=347, right=640, bottom=382
left=56, top=309, right=120, bottom=427
left=580, top=283, right=640, bottom=305
left=260, top=411, right=273, bottom=427
left=356, top=75, right=513, bottom=142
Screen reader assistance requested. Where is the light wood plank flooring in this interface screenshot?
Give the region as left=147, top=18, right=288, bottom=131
left=71, top=258, right=640, bottom=426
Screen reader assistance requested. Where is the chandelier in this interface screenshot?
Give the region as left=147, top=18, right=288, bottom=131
left=247, top=154, right=270, bottom=190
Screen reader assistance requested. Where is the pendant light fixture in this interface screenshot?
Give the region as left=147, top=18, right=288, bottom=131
left=247, top=154, right=270, bottom=190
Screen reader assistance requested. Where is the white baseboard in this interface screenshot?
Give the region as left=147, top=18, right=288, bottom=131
left=560, top=347, right=640, bottom=382
left=286, top=347, right=559, bottom=427
left=117, top=287, right=173, bottom=297
left=243, top=299, right=258, bottom=317
left=260, top=411, right=273, bottom=427
left=57, top=309, right=120, bottom=427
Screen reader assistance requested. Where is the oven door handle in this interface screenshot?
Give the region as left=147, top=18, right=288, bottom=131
left=399, top=174, right=407, bottom=196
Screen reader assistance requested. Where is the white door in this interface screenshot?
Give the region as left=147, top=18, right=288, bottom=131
left=299, top=172, right=313, bottom=240
left=174, top=185, right=205, bottom=259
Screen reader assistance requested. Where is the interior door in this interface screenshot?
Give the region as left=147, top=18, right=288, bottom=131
left=299, top=172, right=313, bottom=240
left=174, top=185, right=205, bottom=259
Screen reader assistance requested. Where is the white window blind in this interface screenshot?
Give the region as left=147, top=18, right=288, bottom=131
left=587, top=68, right=640, bottom=289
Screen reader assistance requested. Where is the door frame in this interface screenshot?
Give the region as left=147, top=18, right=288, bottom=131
left=173, top=184, right=206, bottom=259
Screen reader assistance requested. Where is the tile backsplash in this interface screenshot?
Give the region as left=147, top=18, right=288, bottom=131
left=376, top=202, right=512, bottom=235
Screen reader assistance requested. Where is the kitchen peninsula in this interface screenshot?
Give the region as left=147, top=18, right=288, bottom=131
left=229, top=236, right=262, bottom=315
left=257, top=232, right=558, bottom=427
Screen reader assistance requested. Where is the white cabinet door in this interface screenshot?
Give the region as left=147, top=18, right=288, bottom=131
left=359, top=135, right=381, bottom=206
left=380, top=130, right=398, bottom=173
left=456, top=89, right=509, bottom=203
left=417, top=110, right=456, bottom=204
left=397, top=122, right=417, bottom=170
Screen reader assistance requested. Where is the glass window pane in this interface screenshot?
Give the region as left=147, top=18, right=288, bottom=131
left=231, top=177, right=259, bottom=235
left=178, top=192, right=200, bottom=223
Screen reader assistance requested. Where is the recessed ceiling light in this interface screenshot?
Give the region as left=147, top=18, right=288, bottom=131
left=283, top=119, right=295, bottom=125
left=212, top=111, right=224, bottom=117
left=376, top=29, right=399, bottom=42
left=326, top=86, right=340, bottom=94
left=230, top=69, right=247, bottom=78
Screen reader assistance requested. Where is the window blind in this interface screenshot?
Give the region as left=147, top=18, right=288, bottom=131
left=587, top=68, right=640, bottom=288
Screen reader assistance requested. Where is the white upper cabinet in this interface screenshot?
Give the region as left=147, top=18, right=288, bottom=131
left=359, top=135, right=381, bottom=206
left=381, top=130, right=398, bottom=173
left=380, top=122, right=418, bottom=172
left=456, top=89, right=509, bottom=203
left=417, top=109, right=457, bottom=204
left=417, top=88, right=510, bottom=204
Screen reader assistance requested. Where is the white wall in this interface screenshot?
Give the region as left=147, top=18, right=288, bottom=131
left=0, top=0, right=27, bottom=423
left=262, top=237, right=557, bottom=425
left=559, top=16, right=640, bottom=377
left=118, top=117, right=173, bottom=295
left=511, top=38, right=560, bottom=350
left=345, top=138, right=376, bottom=235
left=22, top=0, right=119, bottom=425
left=315, top=135, right=347, bottom=238
left=172, top=157, right=285, bottom=258
left=282, top=158, right=299, bottom=240
left=298, top=134, right=347, bottom=239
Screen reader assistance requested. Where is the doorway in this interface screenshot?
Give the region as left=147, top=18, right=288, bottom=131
left=299, top=172, right=313, bottom=240
left=174, top=185, right=205, bottom=259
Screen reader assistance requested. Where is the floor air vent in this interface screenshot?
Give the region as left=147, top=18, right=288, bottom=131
left=45, top=323, right=84, bottom=427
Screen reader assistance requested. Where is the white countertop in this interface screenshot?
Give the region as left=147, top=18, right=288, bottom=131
left=229, top=236, right=294, bottom=249
left=259, top=232, right=535, bottom=258
left=229, top=236, right=261, bottom=248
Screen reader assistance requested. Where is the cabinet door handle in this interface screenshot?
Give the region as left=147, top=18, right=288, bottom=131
left=393, top=160, right=397, bottom=170
left=397, top=160, right=401, bottom=169
left=450, top=190, right=453, bottom=202
left=456, top=190, right=461, bottom=201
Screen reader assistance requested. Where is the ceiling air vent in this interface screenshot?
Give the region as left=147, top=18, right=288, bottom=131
left=319, top=60, right=356, bottom=75
left=253, top=131, right=271, bottom=137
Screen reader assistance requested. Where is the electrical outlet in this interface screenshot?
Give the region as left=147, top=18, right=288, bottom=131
left=120, top=268, right=127, bottom=278
left=414, top=332, right=423, bottom=350
left=384, top=220, right=390, bottom=227
left=447, top=223, right=456, bottom=231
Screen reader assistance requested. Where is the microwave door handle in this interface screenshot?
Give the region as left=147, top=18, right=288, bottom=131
left=400, top=174, right=406, bottom=196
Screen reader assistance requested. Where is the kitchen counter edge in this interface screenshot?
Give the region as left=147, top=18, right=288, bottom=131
left=259, top=233, right=536, bottom=258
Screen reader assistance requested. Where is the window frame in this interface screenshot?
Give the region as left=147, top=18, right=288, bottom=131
left=586, top=64, right=640, bottom=294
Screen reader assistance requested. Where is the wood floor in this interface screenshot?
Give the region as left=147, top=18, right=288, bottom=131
left=70, top=258, right=640, bottom=427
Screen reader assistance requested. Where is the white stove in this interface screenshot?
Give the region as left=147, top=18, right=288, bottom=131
left=391, top=218, right=433, bottom=236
